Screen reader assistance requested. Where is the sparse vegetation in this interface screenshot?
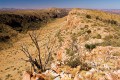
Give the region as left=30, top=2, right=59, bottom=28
left=85, top=44, right=96, bottom=51
left=66, top=57, right=81, bottom=68
left=93, top=34, right=102, bottom=39
left=56, top=30, right=64, bottom=44
left=5, top=74, right=12, bottom=79
left=87, top=29, right=91, bottom=34
left=0, top=8, right=69, bottom=32
left=0, top=24, right=18, bottom=41
left=112, top=52, right=120, bottom=56
left=96, top=16, right=101, bottom=20
left=0, top=8, right=69, bottom=51
left=66, top=48, right=74, bottom=56
left=85, top=25, right=89, bottom=28
left=21, top=32, right=53, bottom=72
left=98, top=34, right=120, bottom=47
left=86, top=14, right=91, bottom=19
left=1, top=8, right=120, bottom=80
left=108, top=19, right=117, bottom=25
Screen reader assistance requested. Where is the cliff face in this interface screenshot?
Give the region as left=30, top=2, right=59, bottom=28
left=0, top=8, right=70, bottom=50
left=0, top=8, right=69, bottom=32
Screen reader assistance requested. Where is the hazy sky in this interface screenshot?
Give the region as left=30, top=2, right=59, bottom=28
left=0, top=0, right=120, bottom=9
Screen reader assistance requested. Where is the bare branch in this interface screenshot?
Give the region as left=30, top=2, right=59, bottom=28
left=21, top=31, right=52, bottom=72
left=43, top=36, right=53, bottom=70
left=21, top=45, right=33, bottom=59
left=29, top=32, right=43, bottom=71
left=21, top=45, right=37, bottom=72
left=21, top=58, right=29, bottom=62
left=44, top=45, right=51, bottom=70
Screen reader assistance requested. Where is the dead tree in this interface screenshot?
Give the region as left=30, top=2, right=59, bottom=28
left=21, top=31, right=52, bottom=72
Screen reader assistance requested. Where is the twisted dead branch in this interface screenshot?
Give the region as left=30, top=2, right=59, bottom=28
left=21, top=31, right=52, bottom=72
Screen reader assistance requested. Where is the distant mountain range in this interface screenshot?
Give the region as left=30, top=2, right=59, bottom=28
left=0, top=8, right=44, bottom=11
left=102, top=9, right=120, bottom=14
left=0, top=8, right=22, bottom=11
left=1, top=8, right=120, bottom=15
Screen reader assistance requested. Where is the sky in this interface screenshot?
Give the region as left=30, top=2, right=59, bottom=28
left=0, top=0, right=120, bottom=9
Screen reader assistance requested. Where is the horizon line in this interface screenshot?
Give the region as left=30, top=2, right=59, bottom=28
left=1, top=7, right=120, bottom=10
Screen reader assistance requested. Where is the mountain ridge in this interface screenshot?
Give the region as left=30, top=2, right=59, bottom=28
left=0, top=8, right=120, bottom=80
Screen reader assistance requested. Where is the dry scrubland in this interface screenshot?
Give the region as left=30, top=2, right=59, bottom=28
left=0, top=8, right=120, bottom=80
left=0, top=8, right=69, bottom=50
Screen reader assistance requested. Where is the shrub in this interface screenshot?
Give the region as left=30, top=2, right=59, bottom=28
left=99, top=38, right=120, bottom=47
left=113, top=53, right=120, bottom=56
left=96, top=34, right=101, bottom=39
left=5, top=74, right=12, bottom=79
left=55, top=30, right=64, bottom=47
left=66, top=48, right=74, bottom=56
left=86, top=15, right=91, bottom=19
left=71, top=34, right=77, bottom=42
left=66, top=57, right=81, bottom=68
left=0, top=35, right=10, bottom=42
left=65, top=56, right=92, bottom=70
left=0, top=24, right=18, bottom=42
left=106, top=19, right=117, bottom=25
left=96, top=16, right=100, bottom=20
left=80, top=63, right=92, bottom=71
left=104, top=35, right=113, bottom=40
left=110, top=20, right=117, bottom=25
left=87, top=30, right=91, bottom=34
left=85, top=44, right=96, bottom=51
left=85, top=25, right=89, bottom=28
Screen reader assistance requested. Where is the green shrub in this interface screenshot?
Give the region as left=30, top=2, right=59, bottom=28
left=85, top=25, right=89, bottom=28
left=71, top=34, right=77, bottom=42
left=110, top=20, right=117, bottom=25
left=96, top=16, right=100, bottom=20
left=65, top=56, right=92, bottom=70
left=106, top=19, right=117, bottom=25
left=56, top=30, right=64, bottom=44
left=0, top=24, right=18, bottom=38
left=96, top=34, right=101, bottom=39
left=0, top=35, right=10, bottom=42
left=66, top=57, right=81, bottom=68
left=86, top=15, right=91, bottom=19
left=5, top=74, right=12, bottom=79
left=104, top=35, right=113, bottom=40
left=85, top=44, right=96, bottom=51
left=92, top=34, right=102, bottom=39
left=87, top=30, right=91, bottom=34
left=80, top=63, right=92, bottom=71
left=66, top=48, right=74, bottom=56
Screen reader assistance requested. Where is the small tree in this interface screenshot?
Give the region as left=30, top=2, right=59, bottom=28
left=21, top=31, right=52, bottom=72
